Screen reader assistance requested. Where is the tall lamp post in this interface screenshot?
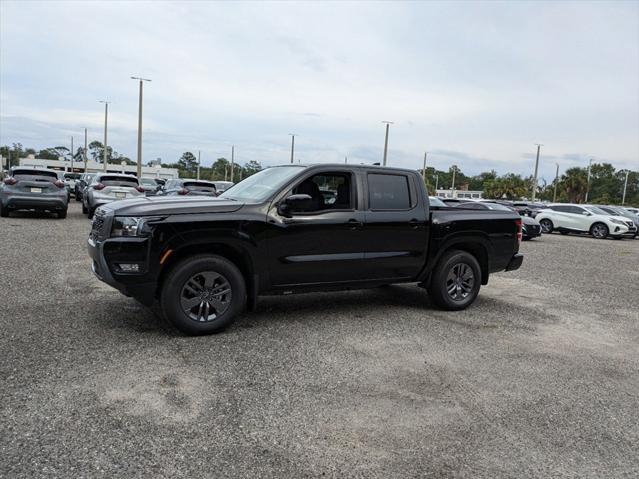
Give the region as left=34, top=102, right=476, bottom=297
left=70, top=136, right=74, bottom=172
left=531, top=143, right=542, bottom=202
left=98, top=100, right=110, bottom=172
left=450, top=165, right=457, bottom=198
left=381, top=121, right=393, bottom=166
left=131, top=76, right=151, bottom=178
left=585, top=158, right=593, bottom=203
left=288, top=134, right=296, bottom=164
left=553, top=163, right=559, bottom=202
left=434, top=174, right=439, bottom=192
left=622, top=169, right=630, bottom=205
left=422, top=151, right=428, bottom=181
left=84, top=128, right=88, bottom=172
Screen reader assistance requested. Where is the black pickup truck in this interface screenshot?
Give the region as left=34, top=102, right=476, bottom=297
left=88, top=164, right=523, bottom=334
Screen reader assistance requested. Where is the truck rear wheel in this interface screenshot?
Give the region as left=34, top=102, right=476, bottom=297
left=427, top=250, right=481, bottom=311
left=160, top=254, right=246, bottom=335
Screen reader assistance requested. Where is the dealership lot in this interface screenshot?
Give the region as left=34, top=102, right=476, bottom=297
left=1, top=202, right=638, bottom=478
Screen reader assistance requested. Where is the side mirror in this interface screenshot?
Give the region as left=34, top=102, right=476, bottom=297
left=582, top=211, right=591, bottom=216
left=278, top=194, right=312, bottom=217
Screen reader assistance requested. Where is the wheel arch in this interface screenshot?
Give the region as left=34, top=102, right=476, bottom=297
left=421, top=239, right=490, bottom=287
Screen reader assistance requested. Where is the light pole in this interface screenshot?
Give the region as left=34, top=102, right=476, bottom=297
left=197, top=150, right=201, bottom=180
left=98, top=100, right=110, bottom=172
left=131, top=76, right=151, bottom=178
left=289, top=134, right=296, bottom=164
left=231, top=145, right=236, bottom=182
left=553, top=163, right=559, bottom=202
left=345, top=156, right=347, bottom=164
left=70, top=136, right=74, bottom=172
left=451, top=165, right=457, bottom=198
left=622, top=169, right=630, bottom=205
left=422, top=151, right=428, bottom=181
left=434, top=174, right=439, bottom=192
left=381, top=121, right=393, bottom=166
left=84, top=128, right=88, bottom=172
left=585, top=158, right=593, bottom=203
left=531, top=143, right=542, bottom=202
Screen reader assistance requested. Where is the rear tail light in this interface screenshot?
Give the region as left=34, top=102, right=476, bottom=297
left=135, top=186, right=145, bottom=193
left=178, top=188, right=189, bottom=195
left=515, top=219, right=522, bottom=243
left=3, top=177, right=17, bottom=186
left=54, top=179, right=65, bottom=188
left=93, top=183, right=105, bottom=190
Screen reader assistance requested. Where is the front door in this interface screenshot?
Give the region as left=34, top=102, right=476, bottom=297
left=267, top=170, right=368, bottom=287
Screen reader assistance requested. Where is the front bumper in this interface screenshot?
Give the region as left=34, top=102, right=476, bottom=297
left=505, top=253, right=524, bottom=272
left=87, top=211, right=157, bottom=305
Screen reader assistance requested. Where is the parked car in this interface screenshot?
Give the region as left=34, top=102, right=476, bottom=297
left=161, top=179, right=218, bottom=196
left=510, top=201, right=546, bottom=218
left=0, top=167, right=68, bottom=218
left=74, top=173, right=95, bottom=201
left=83, top=173, right=145, bottom=219
left=624, top=207, right=638, bottom=216
left=87, top=164, right=524, bottom=335
left=139, top=177, right=162, bottom=196
left=154, top=178, right=166, bottom=188
left=535, top=203, right=635, bottom=239
left=212, top=181, right=234, bottom=194
left=457, top=201, right=542, bottom=240
left=428, top=196, right=448, bottom=207
left=441, top=198, right=466, bottom=205
left=61, top=172, right=81, bottom=198
left=597, top=205, right=639, bottom=238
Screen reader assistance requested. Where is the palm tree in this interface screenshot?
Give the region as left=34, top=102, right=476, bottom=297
left=560, top=167, right=588, bottom=203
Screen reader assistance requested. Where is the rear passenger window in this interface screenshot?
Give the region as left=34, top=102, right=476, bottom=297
left=368, top=174, right=411, bottom=210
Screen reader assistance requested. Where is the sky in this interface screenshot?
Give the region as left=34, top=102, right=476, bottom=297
left=1, top=0, right=638, bottom=183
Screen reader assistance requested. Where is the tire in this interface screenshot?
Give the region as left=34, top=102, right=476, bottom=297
left=58, top=208, right=67, bottom=219
left=427, top=250, right=481, bottom=311
left=539, top=219, right=554, bottom=234
left=160, top=254, right=246, bottom=335
left=87, top=206, right=95, bottom=219
left=82, top=202, right=87, bottom=214
left=0, top=204, right=8, bottom=218
left=560, top=231, right=569, bottom=235
left=590, top=222, right=609, bottom=239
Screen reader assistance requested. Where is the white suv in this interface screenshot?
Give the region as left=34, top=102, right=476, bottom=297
left=535, top=204, right=634, bottom=239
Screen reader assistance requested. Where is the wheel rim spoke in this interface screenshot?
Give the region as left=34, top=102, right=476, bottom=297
left=446, top=262, right=475, bottom=301
left=180, top=271, right=232, bottom=322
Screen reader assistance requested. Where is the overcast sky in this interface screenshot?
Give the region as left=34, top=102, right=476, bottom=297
left=1, top=0, right=637, bottom=182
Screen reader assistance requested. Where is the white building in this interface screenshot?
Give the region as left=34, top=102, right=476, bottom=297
left=18, top=155, right=179, bottom=180
left=435, top=188, right=483, bottom=200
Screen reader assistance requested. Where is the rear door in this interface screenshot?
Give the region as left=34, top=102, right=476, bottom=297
left=361, top=171, right=429, bottom=280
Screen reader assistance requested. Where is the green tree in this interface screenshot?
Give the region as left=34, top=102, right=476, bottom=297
left=559, top=167, right=588, bottom=203
left=177, top=152, right=198, bottom=177
left=242, top=160, right=262, bottom=178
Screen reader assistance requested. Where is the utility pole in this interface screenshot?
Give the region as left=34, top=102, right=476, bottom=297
left=553, top=163, right=559, bottom=202
left=197, top=150, right=201, bottom=180
left=230, top=145, right=235, bottom=182
left=451, top=165, right=457, bottom=198
left=70, top=136, right=74, bottom=172
left=585, top=158, right=593, bottom=203
left=531, top=143, right=542, bottom=202
left=131, top=76, right=151, bottom=178
left=434, top=174, right=439, bottom=191
left=98, top=100, right=110, bottom=172
left=289, top=134, right=296, bottom=164
left=622, top=169, right=630, bottom=205
left=422, top=151, right=428, bottom=181
left=84, top=128, right=88, bottom=172
left=345, top=156, right=347, bottom=164
left=381, top=121, right=393, bottom=166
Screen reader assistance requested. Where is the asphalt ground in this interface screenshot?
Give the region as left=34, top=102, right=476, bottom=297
left=1, top=201, right=638, bottom=478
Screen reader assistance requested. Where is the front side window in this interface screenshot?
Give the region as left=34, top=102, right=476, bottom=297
left=290, top=172, right=353, bottom=213
left=368, top=174, right=411, bottom=210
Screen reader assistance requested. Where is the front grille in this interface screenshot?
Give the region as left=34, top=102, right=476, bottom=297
left=89, top=210, right=108, bottom=242
left=626, top=221, right=634, bottom=228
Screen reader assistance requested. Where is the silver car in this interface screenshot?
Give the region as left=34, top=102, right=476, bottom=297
left=0, top=167, right=69, bottom=218
left=83, top=173, right=145, bottom=218
left=138, top=177, right=161, bottom=196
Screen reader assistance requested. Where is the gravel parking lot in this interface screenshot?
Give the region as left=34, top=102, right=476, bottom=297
left=1, top=202, right=638, bottom=478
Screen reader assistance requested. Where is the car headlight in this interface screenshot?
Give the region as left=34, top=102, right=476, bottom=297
left=609, top=218, right=626, bottom=225
left=111, top=216, right=162, bottom=237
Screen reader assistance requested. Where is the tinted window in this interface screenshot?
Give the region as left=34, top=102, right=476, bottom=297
left=428, top=196, right=447, bottom=207
left=368, top=174, right=411, bottom=210
left=98, top=175, right=139, bottom=187
left=458, top=202, right=483, bottom=209
left=291, top=172, right=353, bottom=212
left=12, top=169, right=58, bottom=181
left=184, top=181, right=217, bottom=192
left=551, top=205, right=570, bottom=213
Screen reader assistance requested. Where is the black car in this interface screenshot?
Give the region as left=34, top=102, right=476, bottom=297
left=74, top=173, right=96, bottom=201
left=88, top=164, right=524, bottom=335
left=161, top=179, right=218, bottom=196
left=457, top=201, right=542, bottom=240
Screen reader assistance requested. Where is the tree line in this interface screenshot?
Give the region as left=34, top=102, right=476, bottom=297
left=2, top=143, right=636, bottom=205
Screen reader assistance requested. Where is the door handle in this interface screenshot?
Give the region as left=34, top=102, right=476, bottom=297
left=346, top=219, right=363, bottom=229
left=408, top=219, right=421, bottom=228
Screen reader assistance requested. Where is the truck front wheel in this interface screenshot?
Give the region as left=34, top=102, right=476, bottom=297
left=427, top=250, right=481, bottom=311
left=160, top=254, right=246, bottom=335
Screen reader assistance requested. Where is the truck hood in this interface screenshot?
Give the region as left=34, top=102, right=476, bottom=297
left=97, top=196, right=245, bottom=216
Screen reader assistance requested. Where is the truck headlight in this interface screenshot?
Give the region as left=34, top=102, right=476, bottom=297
left=111, top=216, right=162, bottom=237
left=610, top=218, right=626, bottom=225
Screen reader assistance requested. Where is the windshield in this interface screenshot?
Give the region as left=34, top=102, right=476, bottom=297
left=140, top=178, right=157, bottom=186
left=585, top=206, right=609, bottom=215
left=428, top=197, right=447, bottom=207
left=220, top=166, right=306, bottom=202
